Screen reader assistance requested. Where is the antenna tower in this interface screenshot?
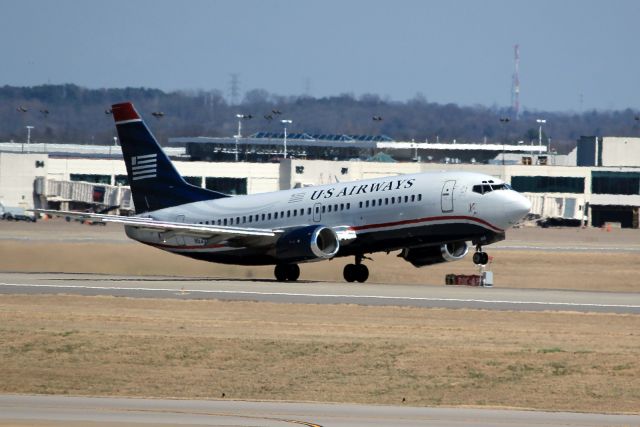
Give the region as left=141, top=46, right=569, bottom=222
left=511, top=44, right=520, bottom=119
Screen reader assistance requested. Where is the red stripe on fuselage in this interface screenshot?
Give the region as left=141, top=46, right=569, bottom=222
left=352, top=215, right=503, bottom=233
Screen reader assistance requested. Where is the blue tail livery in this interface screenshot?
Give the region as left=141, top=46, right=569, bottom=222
left=112, top=102, right=228, bottom=213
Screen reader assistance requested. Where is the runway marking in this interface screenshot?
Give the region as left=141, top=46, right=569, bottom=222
left=1, top=282, right=639, bottom=310
left=496, top=245, right=640, bottom=252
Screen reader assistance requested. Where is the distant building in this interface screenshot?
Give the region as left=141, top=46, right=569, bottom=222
left=171, top=133, right=546, bottom=164
left=577, top=136, right=640, bottom=167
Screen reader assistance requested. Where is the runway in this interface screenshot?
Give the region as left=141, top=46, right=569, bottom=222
left=1, top=272, right=638, bottom=314
left=1, top=395, right=638, bottom=427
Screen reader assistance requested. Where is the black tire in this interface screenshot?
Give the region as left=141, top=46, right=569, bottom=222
left=355, top=264, right=369, bottom=283
left=472, top=252, right=483, bottom=265
left=343, top=264, right=357, bottom=282
left=286, top=264, right=300, bottom=281
left=481, top=252, right=489, bottom=265
left=274, top=264, right=288, bottom=281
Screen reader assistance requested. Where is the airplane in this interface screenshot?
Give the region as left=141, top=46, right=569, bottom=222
left=35, top=102, right=531, bottom=283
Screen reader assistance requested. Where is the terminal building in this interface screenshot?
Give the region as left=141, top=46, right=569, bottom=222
left=0, top=135, right=639, bottom=228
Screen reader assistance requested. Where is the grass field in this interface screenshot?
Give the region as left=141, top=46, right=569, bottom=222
left=1, top=221, right=639, bottom=413
left=1, top=294, right=639, bottom=413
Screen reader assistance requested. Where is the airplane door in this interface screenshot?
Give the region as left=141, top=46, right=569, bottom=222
left=441, top=180, right=455, bottom=213
left=313, top=203, right=322, bottom=222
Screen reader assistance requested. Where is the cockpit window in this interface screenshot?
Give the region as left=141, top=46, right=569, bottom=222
left=472, top=182, right=512, bottom=195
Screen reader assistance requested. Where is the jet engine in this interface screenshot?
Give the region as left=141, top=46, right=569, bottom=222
left=275, top=225, right=340, bottom=263
left=400, top=242, right=468, bottom=267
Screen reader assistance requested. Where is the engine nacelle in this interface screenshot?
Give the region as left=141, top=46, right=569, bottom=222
left=400, top=242, right=468, bottom=267
left=275, top=225, right=340, bottom=263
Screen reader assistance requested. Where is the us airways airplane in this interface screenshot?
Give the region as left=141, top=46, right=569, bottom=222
left=37, top=102, right=531, bottom=283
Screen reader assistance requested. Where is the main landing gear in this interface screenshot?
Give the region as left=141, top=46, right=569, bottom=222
left=472, top=245, right=489, bottom=266
left=274, top=263, right=300, bottom=282
left=343, top=254, right=369, bottom=283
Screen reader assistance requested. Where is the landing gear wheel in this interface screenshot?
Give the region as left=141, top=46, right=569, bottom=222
left=354, top=264, right=369, bottom=283
left=343, top=264, right=357, bottom=282
left=472, top=251, right=489, bottom=266
left=274, top=264, right=287, bottom=281
left=274, top=264, right=300, bottom=281
left=286, top=264, right=300, bottom=281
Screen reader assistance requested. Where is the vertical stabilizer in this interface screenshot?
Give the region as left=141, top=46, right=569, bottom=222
left=111, top=102, right=228, bottom=213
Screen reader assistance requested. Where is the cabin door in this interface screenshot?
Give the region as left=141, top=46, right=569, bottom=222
left=441, top=180, right=455, bottom=213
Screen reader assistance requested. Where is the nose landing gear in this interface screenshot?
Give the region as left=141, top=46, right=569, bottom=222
left=343, top=254, right=370, bottom=283
left=472, top=245, right=489, bottom=266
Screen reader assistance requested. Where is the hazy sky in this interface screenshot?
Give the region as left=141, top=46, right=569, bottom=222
left=1, top=0, right=638, bottom=112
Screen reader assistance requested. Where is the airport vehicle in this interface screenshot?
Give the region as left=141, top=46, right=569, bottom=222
left=1, top=203, right=36, bottom=222
left=35, top=102, right=530, bottom=282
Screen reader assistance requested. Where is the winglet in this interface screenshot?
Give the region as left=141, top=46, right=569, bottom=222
left=112, top=102, right=141, bottom=124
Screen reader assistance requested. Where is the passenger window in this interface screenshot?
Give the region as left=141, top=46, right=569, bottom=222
left=378, top=199, right=382, bottom=205
left=404, top=196, right=409, bottom=203
left=268, top=213, right=272, bottom=220
left=372, top=200, right=376, bottom=207
left=418, top=194, right=422, bottom=201
left=261, top=214, right=265, bottom=220
left=411, top=195, right=415, bottom=202
left=307, top=207, right=311, bottom=215
left=365, top=201, right=369, bottom=208
left=328, top=205, right=332, bottom=212
left=287, top=211, right=291, bottom=218
left=359, top=201, right=362, bottom=208
left=322, top=206, right=326, bottom=213
left=340, top=203, right=344, bottom=211
left=300, top=209, right=304, bottom=215
left=224, top=218, right=228, bottom=226
left=347, top=203, right=351, bottom=209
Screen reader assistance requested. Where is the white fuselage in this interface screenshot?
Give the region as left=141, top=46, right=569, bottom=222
left=125, top=171, right=530, bottom=265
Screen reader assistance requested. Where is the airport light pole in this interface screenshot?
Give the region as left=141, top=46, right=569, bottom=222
left=24, top=125, right=34, bottom=153
left=281, top=119, right=292, bottom=159
left=536, top=119, right=546, bottom=162
left=499, top=117, right=510, bottom=166
left=235, top=114, right=252, bottom=162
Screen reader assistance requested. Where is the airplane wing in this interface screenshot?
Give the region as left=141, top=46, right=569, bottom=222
left=32, top=209, right=280, bottom=247
left=32, top=209, right=357, bottom=247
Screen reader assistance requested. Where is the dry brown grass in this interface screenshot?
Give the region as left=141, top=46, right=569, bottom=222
left=1, top=294, right=639, bottom=412
left=1, top=241, right=639, bottom=292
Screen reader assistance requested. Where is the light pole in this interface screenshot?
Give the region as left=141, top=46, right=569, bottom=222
left=499, top=117, right=510, bottom=166
left=235, top=114, right=252, bottom=162
left=536, top=119, right=546, bottom=162
left=24, top=126, right=34, bottom=153
left=281, top=119, right=292, bottom=159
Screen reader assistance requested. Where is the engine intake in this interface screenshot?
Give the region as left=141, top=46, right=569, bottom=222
left=400, top=241, right=468, bottom=267
left=275, top=225, right=340, bottom=262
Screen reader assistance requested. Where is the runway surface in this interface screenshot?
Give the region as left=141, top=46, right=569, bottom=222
left=1, top=272, right=638, bottom=314
left=1, top=395, right=638, bottom=427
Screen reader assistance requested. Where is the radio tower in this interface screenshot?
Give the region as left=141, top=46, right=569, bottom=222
left=511, top=44, right=520, bottom=120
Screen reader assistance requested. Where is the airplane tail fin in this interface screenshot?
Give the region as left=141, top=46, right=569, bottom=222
left=111, top=102, right=228, bottom=213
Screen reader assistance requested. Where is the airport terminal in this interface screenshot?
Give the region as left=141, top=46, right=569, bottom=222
left=1, top=133, right=639, bottom=228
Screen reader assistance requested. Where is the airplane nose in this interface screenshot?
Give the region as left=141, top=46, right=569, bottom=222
left=504, top=194, right=531, bottom=223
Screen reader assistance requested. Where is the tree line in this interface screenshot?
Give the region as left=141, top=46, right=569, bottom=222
left=1, top=84, right=639, bottom=154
